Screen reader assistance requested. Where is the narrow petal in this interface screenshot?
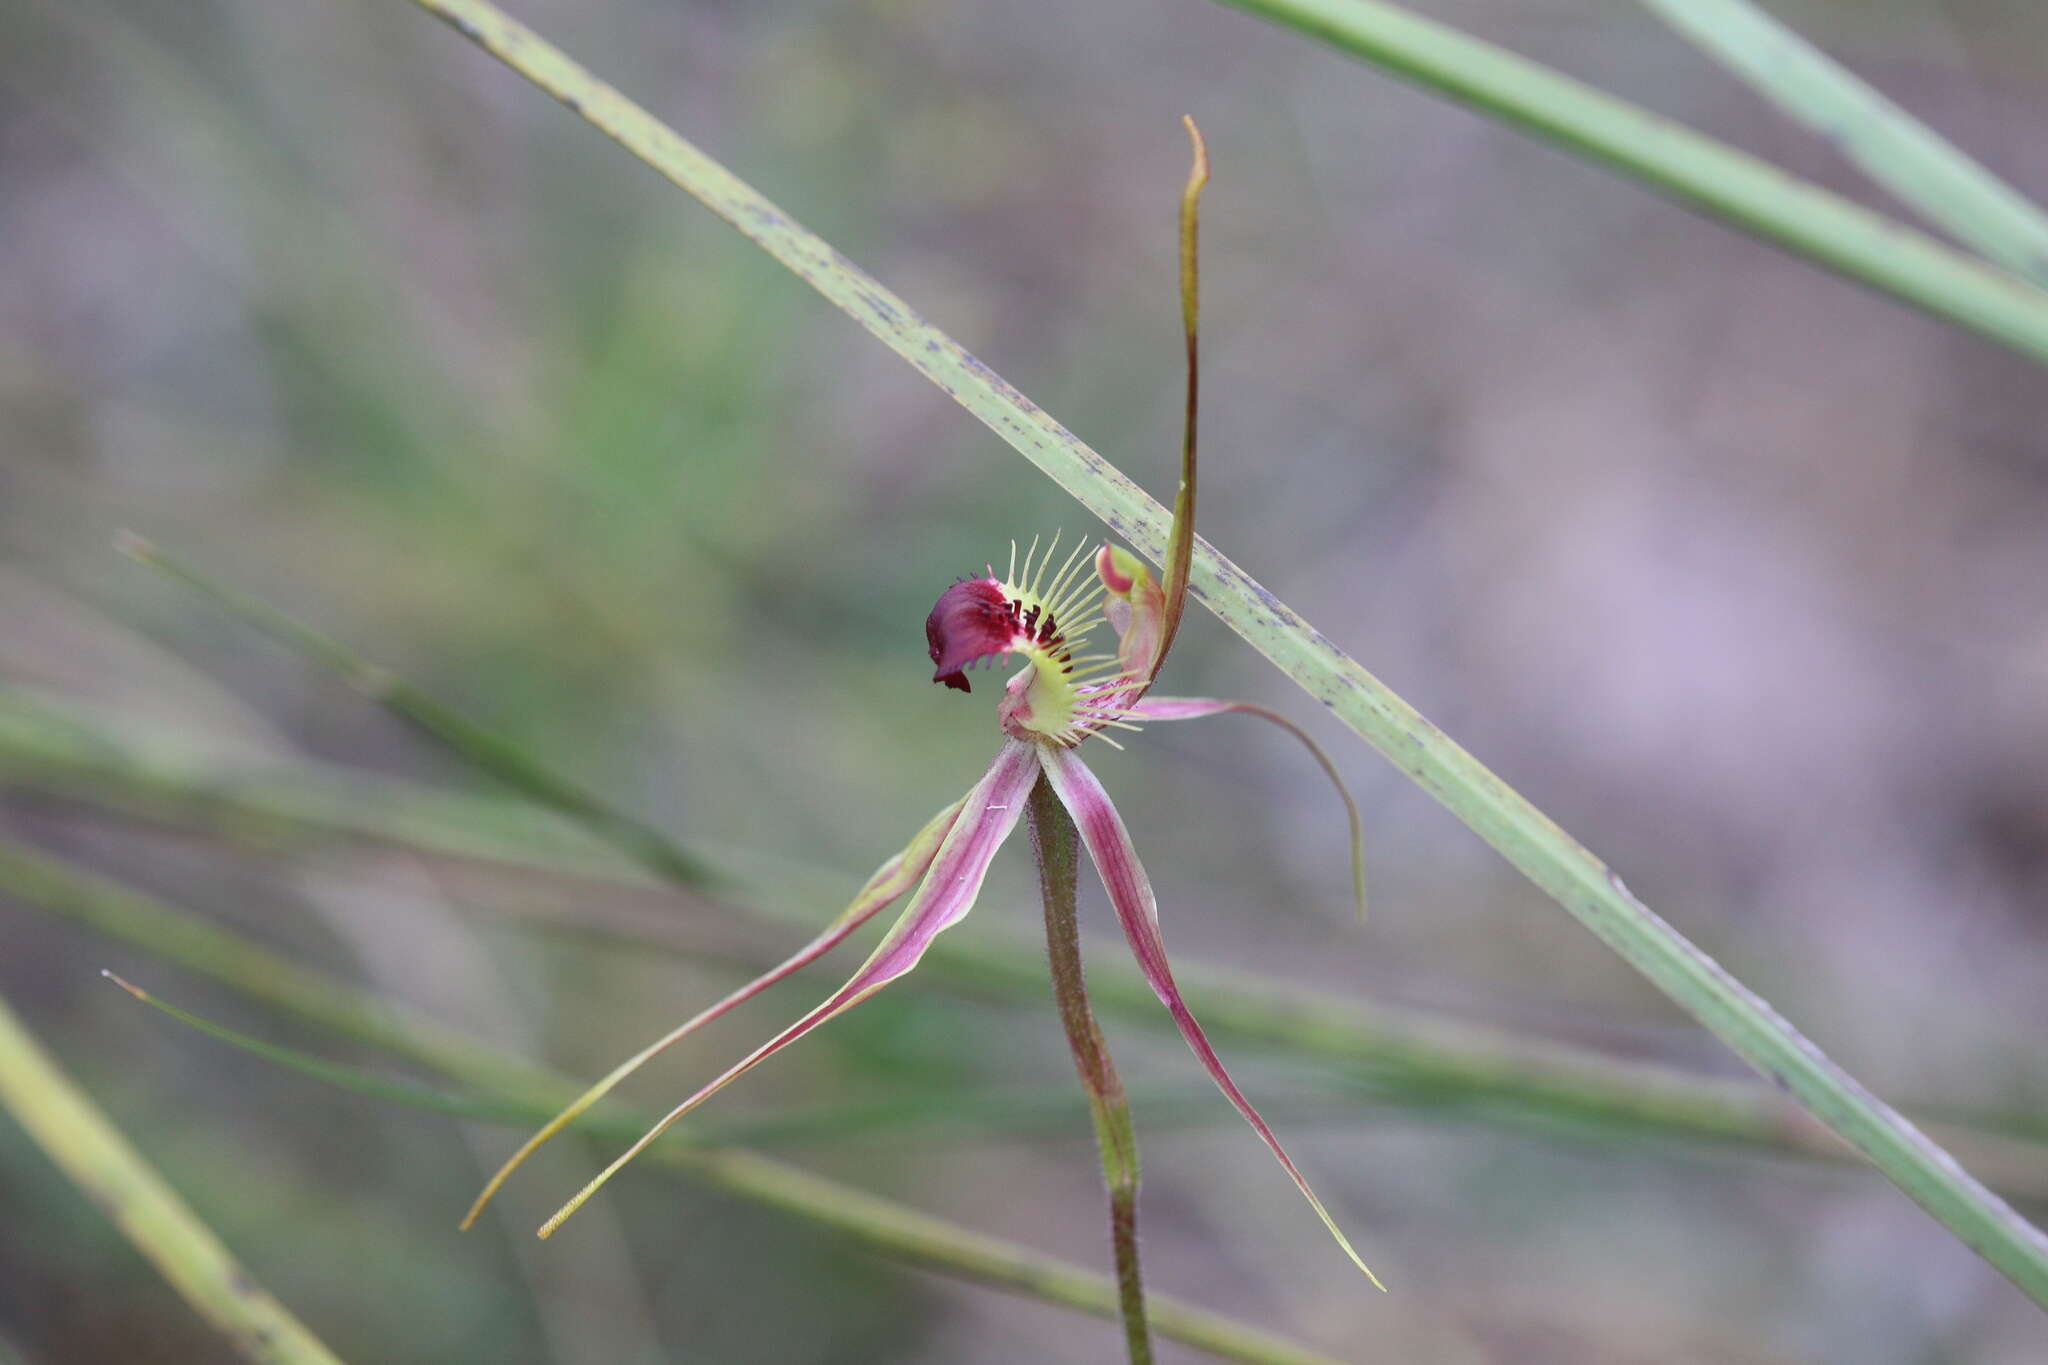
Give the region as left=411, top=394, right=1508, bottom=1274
left=538, top=740, right=1042, bottom=1238
left=461, top=795, right=967, bottom=1230
left=1131, top=696, right=1367, bottom=921
left=1039, top=745, right=1385, bottom=1289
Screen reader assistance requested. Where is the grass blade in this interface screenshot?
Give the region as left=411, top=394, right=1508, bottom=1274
left=107, top=967, right=1353, bottom=1152
left=102, top=971, right=526, bottom=1124
left=0, top=987, right=347, bottom=1365
left=388, top=0, right=2048, bottom=1303
left=1635, top=0, right=2048, bottom=285
left=1203, top=0, right=2048, bottom=363
left=118, top=534, right=715, bottom=890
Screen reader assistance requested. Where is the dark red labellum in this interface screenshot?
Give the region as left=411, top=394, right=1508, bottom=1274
left=926, top=578, right=1015, bottom=692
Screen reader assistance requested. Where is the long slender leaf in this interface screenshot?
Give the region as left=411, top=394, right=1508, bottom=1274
left=101, top=971, right=531, bottom=1124
left=108, top=968, right=1362, bottom=1151
left=119, top=534, right=715, bottom=890
left=0, top=686, right=627, bottom=876
left=1635, top=0, right=2048, bottom=285
left=0, top=988, right=347, bottom=1365
left=392, top=0, right=2048, bottom=1304
left=1202, top=0, right=2048, bottom=363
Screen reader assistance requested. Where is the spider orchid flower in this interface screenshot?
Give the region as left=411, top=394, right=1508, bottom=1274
left=463, top=120, right=1381, bottom=1291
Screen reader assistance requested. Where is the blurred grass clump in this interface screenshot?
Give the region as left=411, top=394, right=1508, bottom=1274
left=3, top=0, right=2048, bottom=1362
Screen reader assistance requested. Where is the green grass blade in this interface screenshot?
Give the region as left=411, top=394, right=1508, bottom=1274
left=12, top=686, right=2048, bottom=1201
left=109, top=965, right=1354, bottom=1152
left=391, top=0, right=2048, bottom=1303
left=1202, top=0, right=2048, bottom=363
left=1636, top=0, right=2048, bottom=285
left=0, top=685, right=629, bottom=876
left=119, top=534, right=715, bottom=890
left=0, top=988, right=348, bottom=1365
left=0, top=838, right=1344, bottom=1365
left=102, top=972, right=532, bottom=1125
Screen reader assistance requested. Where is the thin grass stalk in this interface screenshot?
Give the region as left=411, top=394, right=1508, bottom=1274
left=106, top=969, right=1360, bottom=1151
left=0, top=686, right=630, bottom=876
left=0, top=988, right=347, bottom=1365
left=0, top=836, right=1346, bottom=1365
left=10, top=689, right=2048, bottom=1199
left=386, top=0, right=2048, bottom=1303
left=1633, top=0, right=2048, bottom=285
left=117, top=534, right=714, bottom=890
left=1029, top=775, right=1152, bottom=1363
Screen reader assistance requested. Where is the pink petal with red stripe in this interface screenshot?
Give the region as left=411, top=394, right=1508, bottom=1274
left=1038, top=743, right=1383, bottom=1288
left=537, top=739, right=1043, bottom=1237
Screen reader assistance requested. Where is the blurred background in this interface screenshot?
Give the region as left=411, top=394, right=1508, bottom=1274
left=2, top=0, right=2046, bottom=1360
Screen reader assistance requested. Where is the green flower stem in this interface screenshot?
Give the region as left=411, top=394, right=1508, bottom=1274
left=1029, top=774, right=1152, bottom=1365
left=389, top=0, right=2048, bottom=1302
left=0, top=837, right=1344, bottom=1365
left=8, top=689, right=2048, bottom=1199
left=1632, top=0, right=2048, bottom=285
left=1202, top=0, right=2048, bottom=362
left=0, top=988, right=347, bottom=1365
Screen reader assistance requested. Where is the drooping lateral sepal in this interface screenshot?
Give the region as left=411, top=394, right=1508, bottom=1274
left=460, top=794, right=968, bottom=1231
left=1038, top=743, right=1385, bottom=1289
left=535, top=740, right=1043, bottom=1239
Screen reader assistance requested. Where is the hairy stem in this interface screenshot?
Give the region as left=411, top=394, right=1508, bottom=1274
left=1029, top=774, right=1151, bottom=1365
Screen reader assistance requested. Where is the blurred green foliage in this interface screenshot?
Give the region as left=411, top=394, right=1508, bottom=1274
left=3, top=0, right=2048, bottom=1361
